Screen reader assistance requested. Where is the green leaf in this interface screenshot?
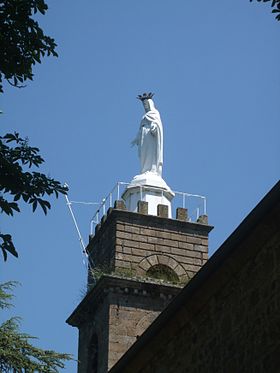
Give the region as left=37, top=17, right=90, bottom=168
left=44, top=200, right=51, bottom=209
left=38, top=199, right=48, bottom=215
left=32, top=200, right=38, bottom=212
left=1, top=247, right=7, bottom=261
left=22, top=194, right=30, bottom=203
left=9, top=202, right=20, bottom=213
left=14, top=194, right=21, bottom=201
left=0, top=234, right=18, bottom=260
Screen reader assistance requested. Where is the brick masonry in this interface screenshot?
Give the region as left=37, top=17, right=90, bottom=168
left=88, top=207, right=213, bottom=286
left=107, top=283, right=179, bottom=370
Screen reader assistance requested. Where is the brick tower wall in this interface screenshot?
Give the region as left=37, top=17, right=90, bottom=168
left=107, top=281, right=179, bottom=370
left=87, top=205, right=212, bottom=287
left=68, top=202, right=213, bottom=373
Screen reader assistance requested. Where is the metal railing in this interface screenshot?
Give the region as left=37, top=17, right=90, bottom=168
left=65, top=181, right=208, bottom=271
left=172, top=190, right=207, bottom=220
left=89, top=181, right=207, bottom=234
left=89, top=182, right=129, bottom=234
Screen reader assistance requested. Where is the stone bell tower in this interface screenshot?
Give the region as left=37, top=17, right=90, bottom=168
left=66, top=93, right=213, bottom=372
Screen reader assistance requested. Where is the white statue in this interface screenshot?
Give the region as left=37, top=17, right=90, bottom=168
left=123, top=92, right=174, bottom=217
left=131, top=93, right=163, bottom=176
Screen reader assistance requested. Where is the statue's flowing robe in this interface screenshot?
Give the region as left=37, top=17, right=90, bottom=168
left=135, top=99, right=163, bottom=176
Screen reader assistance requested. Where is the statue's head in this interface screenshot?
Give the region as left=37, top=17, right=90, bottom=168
left=143, top=99, right=152, bottom=112
left=137, top=92, right=155, bottom=112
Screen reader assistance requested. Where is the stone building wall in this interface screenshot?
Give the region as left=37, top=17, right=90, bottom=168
left=109, top=184, right=280, bottom=373
left=108, top=303, right=159, bottom=370
left=107, top=286, right=177, bottom=370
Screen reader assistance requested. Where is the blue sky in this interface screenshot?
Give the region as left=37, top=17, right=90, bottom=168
left=1, top=1, right=279, bottom=371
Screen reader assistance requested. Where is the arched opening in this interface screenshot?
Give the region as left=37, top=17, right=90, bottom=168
left=146, top=264, right=179, bottom=283
left=87, top=333, right=98, bottom=373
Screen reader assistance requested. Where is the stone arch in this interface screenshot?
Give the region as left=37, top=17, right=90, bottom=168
left=136, top=254, right=188, bottom=282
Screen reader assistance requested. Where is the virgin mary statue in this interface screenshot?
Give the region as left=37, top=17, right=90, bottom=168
left=131, top=93, right=163, bottom=177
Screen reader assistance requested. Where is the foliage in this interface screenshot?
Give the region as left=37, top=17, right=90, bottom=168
left=250, top=0, right=280, bottom=20
left=0, top=282, right=72, bottom=372
left=0, top=132, right=68, bottom=260
left=0, top=0, right=58, bottom=93
left=0, top=281, right=17, bottom=309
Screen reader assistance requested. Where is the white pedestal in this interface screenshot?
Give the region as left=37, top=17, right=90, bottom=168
left=122, top=172, right=174, bottom=218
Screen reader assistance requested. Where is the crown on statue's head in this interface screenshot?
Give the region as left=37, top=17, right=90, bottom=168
left=137, top=92, right=154, bottom=101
